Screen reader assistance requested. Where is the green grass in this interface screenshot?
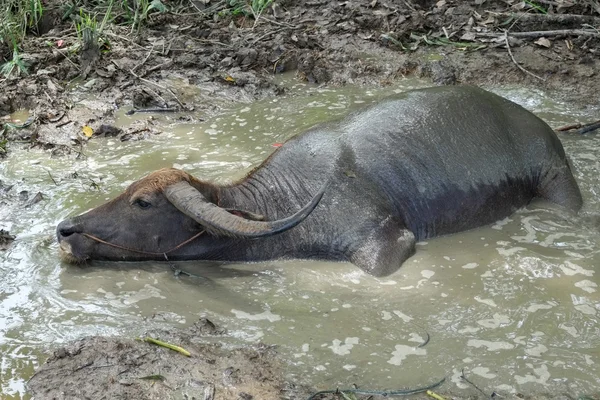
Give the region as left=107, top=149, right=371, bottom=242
left=523, top=0, right=548, bottom=14
left=124, top=0, right=167, bottom=31
left=1, top=45, right=28, bottom=77
left=75, top=10, right=99, bottom=50
left=0, top=138, right=7, bottom=157
left=251, top=0, right=272, bottom=15
left=219, top=0, right=273, bottom=20
left=0, top=0, right=44, bottom=46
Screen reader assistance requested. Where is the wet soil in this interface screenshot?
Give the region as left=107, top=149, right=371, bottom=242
left=2, top=0, right=600, bottom=398
left=27, top=318, right=600, bottom=400
left=1, top=0, right=599, bottom=150
left=28, top=319, right=290, bottom=400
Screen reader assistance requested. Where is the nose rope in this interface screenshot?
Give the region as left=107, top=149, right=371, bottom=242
left=81, top=230, right=205, bottom=257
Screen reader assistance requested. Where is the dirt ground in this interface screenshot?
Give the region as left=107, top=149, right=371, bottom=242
left=1, top=0, right=599, bottom=149
left=28, top=319, right=292, bottom=400
left=2, top=0, right=600, bottom=398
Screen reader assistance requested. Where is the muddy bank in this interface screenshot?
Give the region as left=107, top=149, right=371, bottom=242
left=1, top=0, right=599, bottom=152
left=28, top=318, right=294, bottom=400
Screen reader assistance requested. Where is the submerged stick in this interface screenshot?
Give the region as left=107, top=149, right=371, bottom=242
left=460, top=368, right=488, bottom=397
left=126, top=108, right=179, bottom=115
left=556, top=120, right=600, bottom=135
left=306, top=377, right=446, bottom=399
left=139, top=337, right=191, bottom=357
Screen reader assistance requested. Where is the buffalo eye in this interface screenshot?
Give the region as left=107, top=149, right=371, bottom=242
left=134, top=199, right=151, bottom=209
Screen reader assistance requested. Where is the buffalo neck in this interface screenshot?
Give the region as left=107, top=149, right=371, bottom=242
left=218, top=162, right=317, bottom=221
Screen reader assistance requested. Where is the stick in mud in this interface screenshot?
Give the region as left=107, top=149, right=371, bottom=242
left=478, top=29, right=600, bottom=39
left=125, top=108, right=179, bottom=115
left=503, top=30, right=545, bottom=82
left=139, top=337, right=191, bottom=357
left=556, top=120, right=600, bottom=135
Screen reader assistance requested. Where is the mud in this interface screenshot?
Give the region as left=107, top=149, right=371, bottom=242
left=27, top=317, right=599, bottom=400
left=28, top=319, right=292, bottom=400
left=2, top=0, right=600, bottom=398
left=1, top=0, right=599, bottom=152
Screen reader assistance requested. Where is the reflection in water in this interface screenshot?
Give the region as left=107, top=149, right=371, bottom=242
left=0, top=79, right=599, bottom=397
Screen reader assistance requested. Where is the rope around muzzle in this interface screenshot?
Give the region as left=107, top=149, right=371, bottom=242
left=81, top=230, right=205, bottom=260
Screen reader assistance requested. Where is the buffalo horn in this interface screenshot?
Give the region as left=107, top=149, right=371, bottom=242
left=164, top=181, right=326, bottom=238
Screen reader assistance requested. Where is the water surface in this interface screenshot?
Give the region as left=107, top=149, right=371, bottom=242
left=0, top=79, right=598, bottom=398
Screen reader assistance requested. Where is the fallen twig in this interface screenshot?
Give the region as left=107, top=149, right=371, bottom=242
left=56, top=120, right=72, bottom=128
left=252, top=27, right=288, bottom=45
left=478, top=29, right=600, bottom=39
left=47, top=170, right=58, bottom=185
left=556, top=120, right=600, bottom=134
left=306, top=377, right=446, bottom=400
left=427, top=390, right=447, bottom=400
left=112, top=60, right=186, bottom=108
left=132, top=44, right=155, bottom=74
left=255, top=16, right=298, bottom=29
left=492, top=12, right=600, bottom=25
left=126, top=107, right=179, bottom=115
left=73, top=360, right=94, bottom=372
left=503, top=30, right=545, bottom=81
left=145, top=60, right=173, bottom=74
left=460, top=368, right=489, bottom=397
left=556, top=122, right=582, bottom=131
left=139, top=337, right=191, bottom=357
left=531, top=0, right=575, bottom=6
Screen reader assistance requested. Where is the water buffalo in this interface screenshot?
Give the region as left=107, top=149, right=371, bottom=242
left=57, top=86, right=582, bottom=277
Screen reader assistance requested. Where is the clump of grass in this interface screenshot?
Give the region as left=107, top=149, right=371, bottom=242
left=523, top=0, right=548, bottom=14
left=218, top=0, right=273, bottom=27
left=250, top=0, right=272, bottom=27
left=119, top=0, right=167, bottom=32
left=74, top=4, right=113, bottom=57
left=75, top=10, right=99, bottom=51
left=250, top=0, right=273, bottom=16
left=0, top=0, right=44, bottom=45
left=1, top=45, right=28, bottom=77
left=0, top=138, right=8, bottom=157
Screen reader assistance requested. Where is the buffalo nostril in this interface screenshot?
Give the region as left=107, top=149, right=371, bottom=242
left=57, top=219, right=82, bottom=238
left=59, top=228, right=74, bottom=237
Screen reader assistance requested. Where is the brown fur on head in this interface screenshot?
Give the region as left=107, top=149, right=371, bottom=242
left=125, top=168, right=218, bottom=204
left=126, top=168, right=194, bottom=199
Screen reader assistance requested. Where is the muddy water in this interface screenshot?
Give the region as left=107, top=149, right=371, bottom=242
left=1, top=80, right=599, bottom=398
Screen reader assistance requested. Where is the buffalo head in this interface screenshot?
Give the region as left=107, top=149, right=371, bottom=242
left=57, top=168, right=324, bottom=263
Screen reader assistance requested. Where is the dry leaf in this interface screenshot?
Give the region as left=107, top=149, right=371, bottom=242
left=460, top=32, right=476, bottom=41
left=534, top=37, right=551, bottom=48
left=82, top=125, right=94, bottom=137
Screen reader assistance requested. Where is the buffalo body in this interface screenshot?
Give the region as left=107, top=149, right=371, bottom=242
left=57, top=86, right=582, bottom=276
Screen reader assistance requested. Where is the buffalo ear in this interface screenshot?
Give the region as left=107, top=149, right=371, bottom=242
left=225, top=209, right=265, bottom=221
